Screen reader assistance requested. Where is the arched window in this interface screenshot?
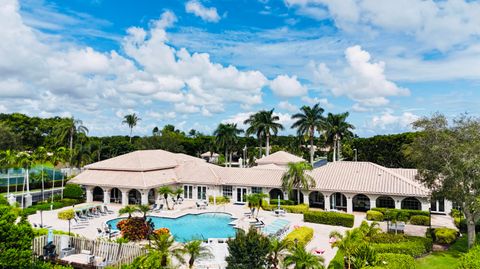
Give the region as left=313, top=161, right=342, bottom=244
left=269, top=188, right=284, bottom=200
left=110, top=188, right=121, bottom=203
left=401, top=197, right=421, bottom=210
left=92, top=186, right=104, bottom=202
left=309, top=191, right=325, bottom=209
left=376, top=196, right=395, bottom=209
left=352, top=194, right=370, bottom=212
left=128, top=189, right=141, bottom=205
left=330, top=192, right=347, bottom=211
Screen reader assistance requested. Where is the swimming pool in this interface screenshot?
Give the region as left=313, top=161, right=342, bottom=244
left=107, top=213, right=237, bottom=242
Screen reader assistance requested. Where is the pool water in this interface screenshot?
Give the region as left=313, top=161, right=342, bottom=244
left=107, top=213, right=236, bottom=242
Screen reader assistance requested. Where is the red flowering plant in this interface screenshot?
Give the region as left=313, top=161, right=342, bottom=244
left=153, top=227, right=170, bottom=236
left=117, top=217, right=149, bottom=241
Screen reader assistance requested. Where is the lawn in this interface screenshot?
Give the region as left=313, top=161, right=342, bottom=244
left=415, top=236, right=468, bottom=269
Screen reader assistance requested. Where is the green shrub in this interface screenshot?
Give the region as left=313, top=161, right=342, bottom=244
left=269, top=199, right=295, bottom=205
left=327, top=250, right=344, bottom=269
left=303, top=210, right=354, bottom=228
left=63, top=184, right=84, bottom=199
left=366, top=210, right=384, bottom=221
left=284, top=226, right=314, bottom=246
left=370, top=253, right=415, bottom=269
left=22, top=207, right=37, bottom=216
left=409, top=215, right=430, bottom=226
left=371, top=241, right=427, bottom=257
left=262, top=203, right=309, bottom=214
left=370, top=233, right=432, bottom=253
left=372, top=208, right=429, bottom=220
left=434, top=227, right=458, bottom=244
left=33, top=228, right=77, bottom=237
left=208, top=196, right=230, bottom=204
left=458, top=245, right=480, bottom=269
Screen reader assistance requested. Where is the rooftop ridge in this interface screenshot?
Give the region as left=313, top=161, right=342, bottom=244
left=367, top=162, right=429, bottom=194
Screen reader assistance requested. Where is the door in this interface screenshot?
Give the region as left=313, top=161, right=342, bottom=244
left=236, top=187, right=247, bottom=203
left=183, top=185, right=193, bottom=199
left=197, top=186, right=207, bottom=200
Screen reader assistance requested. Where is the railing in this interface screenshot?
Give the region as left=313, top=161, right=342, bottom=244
left=32, top=235, right=147, bottom=268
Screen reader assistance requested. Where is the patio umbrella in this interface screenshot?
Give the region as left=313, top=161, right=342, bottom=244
left=47, top=228, right=54, bottom=243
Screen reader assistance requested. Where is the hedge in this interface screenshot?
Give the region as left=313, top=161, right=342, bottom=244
left=270, top=199, right=296, bottom=205
left=409, top=215, right=430, bottom=226
left=371, top=241, right=427, bottom=257
left=370, top=233, right=432, bottom=250
left=303, top=210, right=354, bottom=228
left=366, top=210, right=384, bottom=221
left=284, top=227, right=314, bottom=246
left=367, top=253, right=415, bottom=269
left=63, top=184, right=84, bottom=199
left=208, top=196, right=230, bottom=204
left=458, top=245, right=480, bottom=269
left=434, top=227, right=458, bottom=244
left=262, top=203, right=309, bottom=214
left=33, top=228, right=77, bottom=237
left=23, top=198, right=81, bottom=215
left=371, top=208, right=429, bottom=220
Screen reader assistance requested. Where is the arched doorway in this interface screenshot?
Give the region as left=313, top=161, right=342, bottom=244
left=401, top=197, right=421, bottom=210
left=376, top=196, right=395, bottom=208
left=290, top=190, right=304, bottom=204
left=92, top=186, right=104, bottom=202
left=309, top=191, right=325, bottom=209
left=128, top=189, right=141, bottom=205
left=269, top=188, right=284, bottom=200
left=352, top=194, right=370, bottom=212
left=330, top=192, right=347, bottom=211
left=110, top=188, right=121, bottom=203
left=148, top=189, right=156, bottom=204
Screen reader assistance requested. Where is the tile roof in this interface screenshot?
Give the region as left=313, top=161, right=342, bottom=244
left=255, top=151, right=305, bottom=165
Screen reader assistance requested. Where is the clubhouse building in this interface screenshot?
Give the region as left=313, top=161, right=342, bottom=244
left=70, top=149, right=452, bottom=214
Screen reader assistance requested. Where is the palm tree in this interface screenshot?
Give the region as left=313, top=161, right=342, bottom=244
left=122, top=113, right=141, bottom=143
left=213, top=123, right=243, bottom=167
left=138, top=233, right=184, bottom=267
left=247, top=193, right=269, bottom=218
left=33, top=147, right=48, bottom=201
left=324, top=112, right=354, bottom=162
left=53, top=118, right=88, bottom=169
left=329, top=228, right=364, bottom=269
left=291, top=104, right=325, bottom=164
left=0, top=150, right=17, bottom=197
left=119, top=205, right=137, bottom=218
left=358, top=221, right=381, bottom=240
left=244, top=112, right=265, bottom=158
left=49, top=147, right=67, bottom=201
left=171, top=188, right=184, bottom=209
left=183, top=239, right=213, bottom=268
left=244, top=109, right=284, bottom=156
left=281, top=162, right=315, bottom=204
left=158, top=186, right=173, bottom=210
left=284, top=244, right=324, bottom=269
left=267, top=238, right=289, bottom=269
left=136, top=204, right=151, bottom=220
left=16, top=152, right=35, bottom=208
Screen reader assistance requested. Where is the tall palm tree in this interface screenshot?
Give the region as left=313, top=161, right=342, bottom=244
left=171, top=188, right=184, bottom=209
left=16, top=152, right=35, bottom=208
left=213, top=123, right=243, bottom=167
left=244, top=109, right=284, bottom=156
left=267, top=238, right=289, bottom=269
left=284, top=244, right=324, bottom=269
left=49, top=147, right=67, bottom=201
left=33, top=147, right=48, bottom=201
left=53, top=118, right=88, bottom=169
left=183, top=239, right=213, bottom=268
left=324, top=112, right=354, bottom=162
left=281, top=162, right=315, bottom=204
left=122, top=113, right=141, bottom=143
left=291, top=104, right=325, bottom=164
left=158, top=186, right=173, bottom=210
left=0, top=150, right=16, bottom=197
left=119, top=205, right=137, bottom=218
left=329, top=228, right=364, bottom=269
left=244, top=112, right=265, bottom=158
left=136, top=204, right=151, bottom=220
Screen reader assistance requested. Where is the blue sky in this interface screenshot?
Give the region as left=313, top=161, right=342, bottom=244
left=1, top=0, right=479, bottom=137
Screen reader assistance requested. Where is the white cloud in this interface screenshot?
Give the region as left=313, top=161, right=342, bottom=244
left=185, top=0, right=221, bottom=23
left=223, top=111, right=293, bottom=133
left=270, top=74, right=307, bottom=97
left=174, top=103, right=200, bottom=114
left=301, top=96, right=332, bottom=108
left=311, top=45, right=409, bottom=107
left=278, top=101, right=298, bottom=112
left=371, top=111, right=419, bottom=130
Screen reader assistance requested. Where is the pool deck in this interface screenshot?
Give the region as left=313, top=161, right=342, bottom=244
left=27, top=201, right=455, bottom=267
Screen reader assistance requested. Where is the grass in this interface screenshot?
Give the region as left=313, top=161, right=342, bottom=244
left=415, top=235, right=468, bottom=269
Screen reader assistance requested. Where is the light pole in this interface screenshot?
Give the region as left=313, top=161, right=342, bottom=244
left=354, top=149, right=357, bottom=162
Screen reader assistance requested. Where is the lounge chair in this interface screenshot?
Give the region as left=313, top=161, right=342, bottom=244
left=104, top=206, right=114, bottom=214
left=196, top=202, right=206, bottom=209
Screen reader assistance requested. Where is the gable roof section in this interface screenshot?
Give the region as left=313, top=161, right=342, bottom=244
left=255, top=151, right=305, bottom=165
left=309, top=162, right=430, bottom=197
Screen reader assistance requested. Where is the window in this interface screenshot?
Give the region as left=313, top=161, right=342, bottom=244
left=222, top=186, right=233, bottom=198
left=183, top=185, right=193, bottom=199
left=251, top=187, right=263, bottom=194
left=401, top=197, right=421, bottom=210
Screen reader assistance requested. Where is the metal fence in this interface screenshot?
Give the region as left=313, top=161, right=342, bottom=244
left=32, top=235, right=147, bottom=268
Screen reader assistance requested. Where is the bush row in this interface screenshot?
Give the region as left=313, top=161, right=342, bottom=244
left=208, top=196, right=230, bottom=204
left=33, top=228, right=78, bottom=237
left=371, top=207, right=429, bottom=218
left=428, top=227, right=458, bottom=244
left=367, top=208, right=431, bottom=226
left=303, top=210, right=354, bottom=228
left=366, top=210, right=384, bottom=221
left=458, top=245, right=480, bottom=269
left=370, top=234, right=432, bottom=257
left=409, top=215, right=430, bottom=226
left=366, top=253, right=416, bottom=269
left=23, top=198, right=82, bottom=216
left=269, top=199, right=295, bottom=205
left=284, top=226, right=314, bottom=246
left=262, top=203, right=309, bottom=214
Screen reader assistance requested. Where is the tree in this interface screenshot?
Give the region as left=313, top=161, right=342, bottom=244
left=158, top=186, right=173, bottom=210
left=58, top=209, right=75, bottom=236
left=244, top=109, right=283, bottom=156
left=406, top=114, right=480, bottom=248
left=329, top=228, right=364, bottom=269
left=0, top=149, right=17, bottom=196
left=49, top=147, right=67, bottom=200
left=172, top=188, right=184, bottom=209
left=33, top=146, right=49, bottom=201
left=16, top=152, right=35, bottom=208
left=53, top=118, right=88, bottom=168
left=136, top=204, right=151, bottom=220
left=291, top=104, right=325, bottom=164
left=226, top=228, right=271, bottom=269
left=133, top=233, right=184, bottom=267
left=283, top=244, right=324, bottom=269
left=246, top=193, right=269, bottom=218
left=119, top=205, right=137, bottom=218
left=213, top=123, right=243, bottom=167
left=0, top=205, right=34, bottom=268
left=0, top=123, right=19, bottom=150
left=183, top=239, right=213, bottom=268
left=281, top=162, right=315, bottom=204
left=63, top=184, right=84, bottom=200
left=122, top=113, right=141, bottom=143
left=324, top=112, right=354, bottom=162
left=267, top=238, right=289, bottom=269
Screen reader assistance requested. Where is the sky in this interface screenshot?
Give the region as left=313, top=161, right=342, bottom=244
left=1, top=0, right=479, bottom=137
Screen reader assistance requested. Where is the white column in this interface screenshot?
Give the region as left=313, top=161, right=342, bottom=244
left=421, top=198, right=430, bottom=211
left=368, top=195, right=377, bottom=210
left=284, top=191, right=289, bottom=201
left=323, top=193, right=330, bottom=211
left=444, top=199, right=453, bottom=215
left=121, top=189, right=130, bottom=206
left=395, top=197, right=402, bottom=209
left=346, top=195, right=353, bottom=213
left=141, top=190, right=149, bottom=205
left=103, top=187, right=111, bottom=204
left=86, top=186, right=94, bottom=203
left=302, top=191, right=310, bottom=205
